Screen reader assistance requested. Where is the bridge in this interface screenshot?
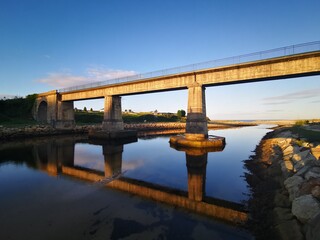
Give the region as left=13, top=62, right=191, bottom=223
left=33, top=41, right=320, bottom=145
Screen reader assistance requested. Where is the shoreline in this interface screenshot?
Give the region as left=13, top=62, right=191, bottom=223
left=0, top=121, right=258, bottom=140
left=244, top=125, right=320, bottom=240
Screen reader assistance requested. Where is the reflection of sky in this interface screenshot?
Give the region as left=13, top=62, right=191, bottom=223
left=74, top=144, right=105, bottom=172
left=122, top=125, right=272, bottom=203
left=71, top=125, right=272, bottom=203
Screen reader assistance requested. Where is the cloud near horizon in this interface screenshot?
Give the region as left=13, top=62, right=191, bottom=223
left=262, top=88, right=320, bottom=105
left=37, top=68, right=137, bottom=89
left=0, top=94, right=19, bottom=99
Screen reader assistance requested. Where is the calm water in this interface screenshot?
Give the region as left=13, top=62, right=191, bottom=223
left=0, top=125, right=272, bottom=239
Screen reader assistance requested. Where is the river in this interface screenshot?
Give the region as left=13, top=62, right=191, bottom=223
left=0, top=125, right=273, bottom=239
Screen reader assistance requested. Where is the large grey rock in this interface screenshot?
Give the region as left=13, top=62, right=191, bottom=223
left=284, top=175, right=304, bottom=201
left=305, top=167, right=320, bottom=180
left=292, top=150, right=312, bottom=164
left=281, top=161, right=294, bottom=176
left=293, top=160, right=305, bottom=172
left=312, top=186, right=320, bottom=200
left=283, top=145, right=294, bottom=160
left=304, top=154, right=318, bottom=166
left=278, top=131, right=293, bottom=138
left=296, top=165, right=312, bottom=177
left=274, top=192, right=291, bottom=208
left=305, top=213, right=320, bottom=240
left=273, top=207, right=294, bottom=224
left=311, top=145, right=320, bottom=160
left=275, top=219, right=304, bottom=240
left=292, top=194, right=320, bottom=223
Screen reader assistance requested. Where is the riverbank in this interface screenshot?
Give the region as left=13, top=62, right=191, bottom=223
left=0, top=121, right=257, bottom=140
left=245, top=124, right=320, bottom=240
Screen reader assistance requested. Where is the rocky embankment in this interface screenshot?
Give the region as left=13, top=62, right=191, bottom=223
left=0, top=125, right=91, bottom=140
left=245, top=126, right=320, bottom=240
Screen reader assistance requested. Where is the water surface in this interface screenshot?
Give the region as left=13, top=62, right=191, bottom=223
left=0, top=125, right=272, bottom=239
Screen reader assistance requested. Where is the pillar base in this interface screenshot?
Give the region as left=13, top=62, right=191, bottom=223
left=54, top=120, right=75, bottom=129
left=102, top=120, right=124, bottom=131
left=89, top=129, right=137, bottom=141
left=169, top=134, right=226, bottom=149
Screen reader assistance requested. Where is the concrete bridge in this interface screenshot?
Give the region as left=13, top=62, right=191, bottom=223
left=33, top=41, right=320, bottom=144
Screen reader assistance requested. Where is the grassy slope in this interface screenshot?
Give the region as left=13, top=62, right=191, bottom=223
left=75, top=111, right=184, bottom=124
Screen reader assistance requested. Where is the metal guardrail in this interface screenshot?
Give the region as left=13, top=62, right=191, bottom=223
left=58, top=41, right=320, bottom=93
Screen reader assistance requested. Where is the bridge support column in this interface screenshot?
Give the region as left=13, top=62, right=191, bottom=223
left=89, top=96, right=137, bottom=140
left=102, top=96, right=124, bottom=131
left=170, top=83, right=225, bottom=148
left=185, top=84, right=208, bottom=140
left=55, top=101, right=75, bottom=129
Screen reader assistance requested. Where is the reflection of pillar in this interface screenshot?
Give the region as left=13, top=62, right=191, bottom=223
left=103, top=144, right=123, bottom=177
left=33, top=138, right=75, bottom=176
left=186, top=152, right=208, bottom=201
left=185, top=84, right=208, bottom=140
left=56, top=101, right=75, bottom=129
left=102, top=96, right=124, bottom=131
left=58, top=140, right=75, bottom=167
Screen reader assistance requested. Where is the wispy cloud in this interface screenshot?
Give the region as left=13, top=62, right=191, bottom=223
left=37, top=72, right=89, bottom=88
left=37, top=68, right=137, bottom=89
left=263, top=88, right=320, bottom=105
left=0, top=94, right=17, bottom=99
left=263, top=101, right=290, bottom=105
left=87, top=68, right=136, bottom=81
left=310, top=99, right=320, bottom=104
left=266, top=109, right=282, bottom=113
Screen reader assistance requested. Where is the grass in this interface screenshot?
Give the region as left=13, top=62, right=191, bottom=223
left=290, top=125, right=320, bottom=143
left=74, top=111, right=185, bottom=124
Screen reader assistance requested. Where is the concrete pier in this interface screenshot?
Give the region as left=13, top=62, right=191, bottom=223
left=89, top=96, right=137, bottom=140
left=102, top=96, right=124, bottom=131
left=170, top=83, right=225, bottom=148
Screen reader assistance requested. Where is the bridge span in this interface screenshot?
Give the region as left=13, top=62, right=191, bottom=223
left=33, top=41, right=320, bottom=143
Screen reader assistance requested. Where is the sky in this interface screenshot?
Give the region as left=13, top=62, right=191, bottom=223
left=0, top=0, right=320, bottom=120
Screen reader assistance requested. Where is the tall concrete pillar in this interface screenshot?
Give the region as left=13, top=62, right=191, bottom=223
left=185, top=84, right=208, bottom=140
left=186, top=152, right=208, bottom=201
left=55, top=101, right=75, bottom=129
left=103, top=144, right=123, bottom=177
left=102, top=96, right=124, bottom=131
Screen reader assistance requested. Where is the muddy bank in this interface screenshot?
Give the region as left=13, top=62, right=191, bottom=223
left=245, top=126, right=320, bottom=240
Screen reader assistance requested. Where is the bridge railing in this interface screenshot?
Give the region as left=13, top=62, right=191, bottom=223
left=58, top=41, right=320, bottom=93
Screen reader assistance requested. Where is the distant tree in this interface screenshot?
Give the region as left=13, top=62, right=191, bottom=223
left=83, top=107, right=87, bottom=112
left=90, top=108, right=93, bottom=112
left=177, top=109, right=186, bottom=118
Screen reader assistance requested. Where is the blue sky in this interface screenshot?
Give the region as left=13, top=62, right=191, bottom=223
left=1, top=0, right=320, bottom=120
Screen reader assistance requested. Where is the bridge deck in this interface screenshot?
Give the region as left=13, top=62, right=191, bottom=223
left=59, top=51, right=320, bottom=101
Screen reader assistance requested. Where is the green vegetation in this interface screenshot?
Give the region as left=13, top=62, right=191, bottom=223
left=122, top=112, right=180, bottom=123
left=0, top=94, right=38, bottom=126
left=290, top=125, right=320, bottom=143
left=177, top=109, right=186, bottom=118
left=294, top=120, right=309, bottom=126
left=75, top=111, right=103, bottom=124
left=75, top=110, right=187, bottom=124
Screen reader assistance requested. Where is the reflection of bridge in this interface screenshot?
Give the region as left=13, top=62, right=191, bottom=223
left=33, top=42, right=320, bottom=145
left=17, top=136, right=247, bottom=224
